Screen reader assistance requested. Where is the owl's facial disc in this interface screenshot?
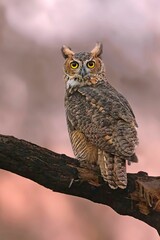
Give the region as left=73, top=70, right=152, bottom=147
left=62, top=43, right=104, bottom=90
left=66, top=59, right=99, bottom=90
left=68, top=59, right=91, bottom=79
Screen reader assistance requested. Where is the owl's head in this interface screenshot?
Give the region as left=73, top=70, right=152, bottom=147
left=61, top=43, right=106, bottom=91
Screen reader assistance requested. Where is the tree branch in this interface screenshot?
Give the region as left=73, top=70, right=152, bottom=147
left=0, top=134, right=160, bottom=234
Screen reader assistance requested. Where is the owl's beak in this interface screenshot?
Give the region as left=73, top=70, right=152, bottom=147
left=79, top=66, right=87, bottom=78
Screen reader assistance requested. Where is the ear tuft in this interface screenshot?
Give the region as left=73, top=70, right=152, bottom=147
left=61, top=45, right=74, bottom=59
left=91, top=42, right=103, bottom=58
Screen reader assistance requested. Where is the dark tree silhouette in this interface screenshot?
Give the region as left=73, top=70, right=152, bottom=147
left=0, top=134, right=159, bottom=234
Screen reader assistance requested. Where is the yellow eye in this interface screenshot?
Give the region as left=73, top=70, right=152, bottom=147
left=70, top=61, right=79, bottom=69
left=87, top=61, right=95, bottom=69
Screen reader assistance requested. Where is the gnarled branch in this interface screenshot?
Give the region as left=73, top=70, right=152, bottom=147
left=0, top=134, right=159, bottom=234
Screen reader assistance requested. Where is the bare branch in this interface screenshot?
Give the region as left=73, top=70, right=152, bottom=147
left=0, top=134, right=159, bottom=234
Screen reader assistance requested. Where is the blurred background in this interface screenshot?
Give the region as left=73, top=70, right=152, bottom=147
left=0, top=0, right=159, bottom=239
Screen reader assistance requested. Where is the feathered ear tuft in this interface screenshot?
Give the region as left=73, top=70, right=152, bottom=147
left=61, top=45, right=74, bottom=59
left=91, top=42, right=103, bottom=58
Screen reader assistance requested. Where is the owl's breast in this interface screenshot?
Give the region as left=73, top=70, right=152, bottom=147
left=65, top=88, right=113, bottom=138
left=65, top=91, right=90, bottom=123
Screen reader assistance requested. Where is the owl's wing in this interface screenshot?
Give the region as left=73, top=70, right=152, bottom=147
left=80, top=83, right=138, bottom=156
left=66, top=83, right=138, bottom=159
left=92, top=82, right=138, bottom=127
left=105, top=82, right=138, bottom=127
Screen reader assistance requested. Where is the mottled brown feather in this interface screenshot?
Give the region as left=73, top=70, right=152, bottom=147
left=69, top=130, right=98, bottom=164
left=62, top=43, right=138, bottom=189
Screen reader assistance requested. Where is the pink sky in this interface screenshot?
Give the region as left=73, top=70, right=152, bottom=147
left=0, top=0, right=159, bottom=239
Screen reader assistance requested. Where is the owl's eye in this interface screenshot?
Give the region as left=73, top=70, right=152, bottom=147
left=87, top=61, right=95, bottom=69
left=70, top=61, right=79, bottom=69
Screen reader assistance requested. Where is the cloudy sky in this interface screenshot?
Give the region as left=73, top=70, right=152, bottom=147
left=0, top=0, right=159, bottom=239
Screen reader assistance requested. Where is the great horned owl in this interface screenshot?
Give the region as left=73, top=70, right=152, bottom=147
left=61, top=43, right=138, bottom=189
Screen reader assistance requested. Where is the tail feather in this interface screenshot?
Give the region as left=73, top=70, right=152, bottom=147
left=114, top=156, right=127, bottom=189
left=98, top=150, right=118, bottom=189
left=98, top=150, right=127, bottom=189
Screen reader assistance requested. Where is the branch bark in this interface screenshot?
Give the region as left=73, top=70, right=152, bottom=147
left=0, top=134, right=160, bottom=234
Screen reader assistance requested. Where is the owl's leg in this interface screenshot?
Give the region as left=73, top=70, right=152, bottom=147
left=70, top=130, right=98, bottom=164
left=114, top=156, right=127, bottom=189
left=98, top=150, right=118, bottom=189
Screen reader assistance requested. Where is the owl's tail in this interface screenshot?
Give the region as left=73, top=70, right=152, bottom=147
left=98, top=150, right=127, bottom=189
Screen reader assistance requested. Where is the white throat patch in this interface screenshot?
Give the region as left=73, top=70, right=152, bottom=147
left=66, top=78, right=81, bottom=89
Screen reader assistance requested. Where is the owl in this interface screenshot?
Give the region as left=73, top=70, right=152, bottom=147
left=61, top=43, right=138, bottom=189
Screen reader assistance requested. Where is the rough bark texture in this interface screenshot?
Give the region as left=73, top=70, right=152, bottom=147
left=0, top=134, right=159, bottom=234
